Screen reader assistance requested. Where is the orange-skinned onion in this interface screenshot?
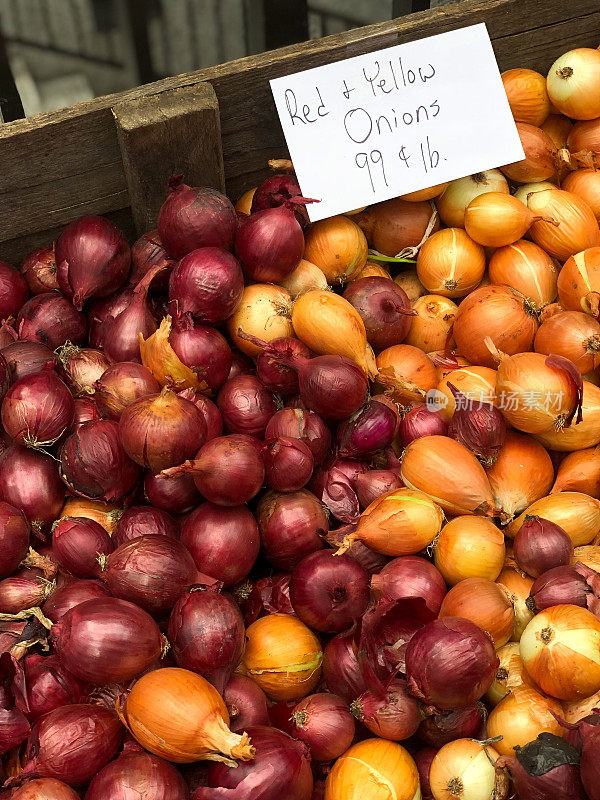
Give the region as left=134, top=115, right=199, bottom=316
left=429, top=739, right=507, bottom=800
left=400, top=182, right=448, bottom=201
left=400, top=435, right=498, bottom=516
left=562, top=688, right=600, bottom=723
left=435, top=366, right=497, bottom=422
left=464, top=192, right=546, bottom=247
left=562, top=170, right=600, bottom=222
left=513, top=180, right=558, bottom=206
left=394, top=269, right=427, bottom=302
left=535, top=311, right=600, bottom=373
left=336, top=487, right=444, bottom=557
left=350, top=262, right=391, bottom=281
left=242, top=614, right=322, bottom=701
left=568, top=117, right=600, bottom=158
left=488, top=240, right=557, bottom=311
left=403, top=295, right=458, bottom=353
left=375, top=344, right=438, bottom=404
left=486, top=642, right=533, bottom=706
left=429, top=353, right=472, bottom=383
left=324, top=738, right=420, bottom=800
left=59, top=497, right=122, bottom=533
left=416, top=228, right=485, bottom=298
left=438, top=577, right=515, bottom=648
left=303, top=216, right=368, bottom=283
left=279, top=259, right=328, bottom=298
left=527, top=188, right=600, bottom=260
left=434, top=516, right=505, bottom=585
left=573, top=545, right=600, bottom=571
left=116, top=667, right=254, bottom=764
left=496, top=566, right=535, bottom=641
left=235, top=188, right=256, bottom=215
left=547, top=48, right=600, bottom=120
left=502, top=68, right=552, bottom=126
left=552, top=446, right=600, bottom=496
left=139, top=316, right=209, bottom=392
left=486, top=685, right=564, bottom=757
left=507, top=491, right=600, bottom=546
left=226, top=284, right=293, bottom=357
left=452, top=285, right=538, bottom=368
left=542, top=114, right=574, bottom=149
left=487, top=431, right=554, bottom=523
left=520, top=604, right=600, bottom=700
left=558, top=246, right=600, bottom=316
left=501, top=122, right=558, bottom=183
left=534, top=381, right=600, bottom=451
left=353, top=198, right=439, bottom=257
left=437, top=170, right=509, bottom=228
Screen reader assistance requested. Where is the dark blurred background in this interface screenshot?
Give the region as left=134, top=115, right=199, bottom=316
left=0, top=0, right=453, bottom=121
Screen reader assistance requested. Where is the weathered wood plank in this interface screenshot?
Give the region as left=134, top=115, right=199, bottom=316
left=113, top=83, right=224, bottom=234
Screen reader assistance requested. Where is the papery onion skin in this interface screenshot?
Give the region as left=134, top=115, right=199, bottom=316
left=129, top=229, right=175, bottom=291
left=0, top=445, right=64, bottom=531
left=513, top=515, right=574, bottom=577
left=169, top=247, right=244, bottom=323
left=217, top=374, right=277, bottom=438
left=489, top=239, right=558, bottom=311
left=94, top=361, right=160, bottom=420
left=376, top=343, right=438, bottom=405
left=371, top=555, right=446, bottom=617
left=502, top=68, right=552, bottom=126
left=42, top=578, right=111, bottom=623
left=263, top=436, right=314, bottom=492
left=342, top=277, right=414, bottom=350
left=17, top=292, right=87, bottom=349
left=434, top=516, right=505, bottom=585
left=236, top=204, right=305, bottom=283
left=417, top=703, right=486, bottom=748
left=287, top=353, right=369, bottom=421
left=2, top=340, right=55, bottom=382
left=429, top=739, right=506, bottom=800
left=437, top=170, right=509, bottom=228
left=447, top=382, right=507, bottom=465
left=227, top=283, right=293, bottom=357
left=85, top=749, right=189, bottom=800
left=2, top=370, right=74, bottom=448
left=52, top=516, right=114, bottom=578
left=354, top=197, right=440, bottom=256
left=503, top=732, right=585, bottom=800
left=168, top=317, right=232, bottom=394
left=507, top=491, right=600, bottom=546
left=22, top=653, right=86, bottom=721
left=351, top=679, right=421, bottom=742
left=322, top=629, right=366, bottom=702
left=398, top=402, right=448, bottom=446
left=501, top=121, right=558, bottom=183
left=535, top=310, right=600, bottom=373
left=0, top=260, right=30, bottom=319
left=59, top=497, right=122, bottom=533
left=56, top=345, right=109, bottom=398
left=112, top=505, right=178, bottom=547
left=257, top=489, right=327, bottom=571
left=88, top=288, right=133, bottom=350
left=0, top=501, right=30, bottom=578
left=266, top=408, right=331, bottom=465
left=487, top=685, right=565, bottom=757
left=290, top=692, right=355, bottom=762
left=223, top=675, right=270, bottom=733
left=0, top=570, right=52, bottom=613
left=552, top=446, right=600, bottom=495
left=355, top=469, right=403, bottom=508
left=336, top=397, right=399, bottom=459
left=416, top=227, right=486, bottom=298
left=547, top=48, right=600, bottom=120
left=438, top=577, right=515, bottom=648
left=7, top=778, right=80, bottom=800
left=528, top=189, right=600, bottom=261
left=178, top=389, right=223, bottom=441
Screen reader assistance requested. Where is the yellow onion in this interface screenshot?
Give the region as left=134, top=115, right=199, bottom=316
left=429, top=738, right=507, bottom=800
left=558, top=246, right=600, bottom=315
left=400, top=435, right=498, bottom=516
left=535, top=311, right=600, bottom=372
left=375, top=344, right=438, bottom=404
left=242, top=613, right=322, bottom=701
left=547, top=48, right=600, bottom=120
left=501, top=122, right=558, bottom=183
left=520, top=604, right=600, bottom=700
left=542, top=114, right=574, bottom=149
left=116, top=667, right=254, bottom=764
left=486, top=642, right=533, bottom=706
left=534, top=381, right=600, bottom=451
left=527, top=188, right=600, bottom=260
left=552, top=446, right=600, bottom=495
left=227, top=283, right=293, bottom=357
left=502, top=68, right=551, bottom=125
left=292, top=290, right=376, bottom=377
left=513, top=180, right=558, bottom=206
left=59, top=497, right=122, bottom=533
left=416, top=228, right=486, bottom=298
left=394, top=269, right=427, bottom=302
left=139, top=316, right=208, bottom=392
left=429, top=353, right=472, bottom=383
left=496, top=566, right=535, bottom=641
left=568, top=117, right=600, bottom=157
left=507, top=491, right=600, bottom=545
left=404, top=295, right=458, bottom=353
left=350, top=262, right=391, bottom=281
left=280, top=259, right=328, bottom=298
left=437, top=170, right=509, bottom=228
left=400, top=182, right=448, bottom=201
left=438, top=577, right=515, bottom=648
left=487, top=431, right=554, bottom=522
left=235, top=188, right=256, bottom=215
left=324, top=738, right=420, bottom=800
left=488, top=240, right=558, bottom=311
left=435, top=366, right=497, bottom=422
left=353, top=198, right=439, bottom=257
left=336, top=487, right=444, bottom=557
left=562, top=688, right=600, bottom=723
left=465, top=192, right=547, bottom=247
left=573, top=545, right=600, bottom=571
left=434, top=516, right=505, bottom=585
left=563, top=169, right=600, bottom=221
left=486, top=685, right=564, bottom=757
left=303, top=216, right=368, bottom=283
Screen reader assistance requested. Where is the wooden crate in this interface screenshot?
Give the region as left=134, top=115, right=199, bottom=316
left=1, top=0, right=599, bottom=263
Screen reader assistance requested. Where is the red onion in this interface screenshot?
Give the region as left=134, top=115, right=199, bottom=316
left=414, top=748, right=437, bottom=800
left=94, top=361, right=159, bottom=420
left=418, top=703, right=486, bottom=747
left=199, top=726, right=312, bottom=800
left=51, top=517, right=113, bottom=578
left=370, top=556, right=447, bottom=619
left=0, top=260, right=29, bottom=319
left=59, top=420, right=140, bottom=502
left=217, top=375, right=277, bottom=438
left=398, top=403, right=448, bottom=446
left=0, top=652, right=30, bottom=753
left=88, top=288, right=134, bottom=350
left=178, top=390, right=223, bottom=441
left=2, top=370, right=74, bottom=448
left=180, top=503, right=259, bottom=587
left=55, top=345, right=109, bottom=397
left=17, top=292, right=87, bottom=349
left=223, top=675, right=270, bottom=733
left=355, top=470, right=403, bottom=507
left=0, top=319, right=18, bottom=349
left=500, top=732, right=585, bottom=800
left=168, top=586, right=245, bottom=692
left=343, top=277, right=415, bottom=350
left=5, top=778, right=80, bottom=799
left=0, top=569, right=53, bottom=613
left=241, top=573, right=295, bottom=625
left=265, top=408, right=331, bottom=465
left=169, top=316, right=232, bottom=393
left=161, top=434, right=265, bottom=506
left=119, top=388, right=207, bottom=471
left=564, top=712, right=600, bottom=799
left=86, top=749, right=188, bottom=800
left=102, top=534, right=197, bottom=615
left=0, top=502, right=30, bottom=578
left=254, top=337, right=310, bottom=396
left=18, top=704, right=123, bottom=786
left=169, top=247, right=243, bottom=324
left=112, top=505, right=178, bottom=547
left=69, top=398, right=100, bottom=431
left=290, top=550, right=369, bottom=633
left=228, top=349, right=255, bottom=380
left=55, top=216, right=130, bottom=309
left=527, top=563, right=600, bottom=614
left=351, top=678, right=421, bottom=740
left=158, top=177, right=238, bottom=258
left=22, top=653, right=85, bottom=721
left=51, top=597, right=163, bottom=683
left=309, top=457, right=368, bottom=524
left=514, top=515, right=574, bottom=577
left=447, top=382, right=507, bottom=465
left=251, top=174, right=302, bottom=213
left=336, top=397, right=399, bottom=458
left=43, top=579, right=111, bottom=623
left=256, top=489, right=327, bottom=570
left=20, top=245, right=59, bottom=295
left=405, top=617, right=499, bottom=710
left=235, top=203, right=305, bottom=283
left=0, top=446, right=64, bottom=531
left=129, top=229, right=175, bottom=291
left=144, top=470, right=201, bottom=513
left=263, top=437, right=314, bottom=492
left=102, top=266, right=160, bottom=363
left=290, top=693, right=355, bottom=761
left=2, top=341, right=55, bottom=382
left=325, top=526, right=389, bottom=574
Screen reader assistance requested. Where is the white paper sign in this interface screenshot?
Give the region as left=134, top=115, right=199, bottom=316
left=270, top=23, right=524, bottom=222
